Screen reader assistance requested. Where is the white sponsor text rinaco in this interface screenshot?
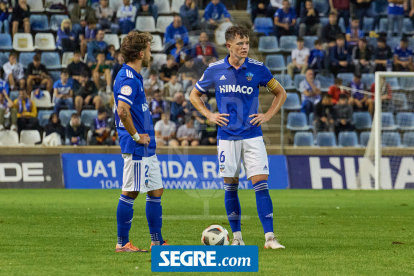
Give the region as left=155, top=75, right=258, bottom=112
left=219, top=85, right=253, bottom=94
left=0, top=162, right=44, bottom=182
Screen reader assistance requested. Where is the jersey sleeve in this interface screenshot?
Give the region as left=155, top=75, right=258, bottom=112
left=259, top=66, right=274, bottom=87
left=195, top=66, right=214, bottom=94
left=117, top=78, right=138, bottom=106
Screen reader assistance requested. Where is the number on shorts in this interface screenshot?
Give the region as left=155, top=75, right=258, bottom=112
left=220, top=151, right=225, bottom=163
left=145, top=165, right=149, bottom=177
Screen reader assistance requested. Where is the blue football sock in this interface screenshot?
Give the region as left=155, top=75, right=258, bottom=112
left=146, top=195, right=163, bottom=245
left=254, top=180, right=274, bottom=234
left=117, top=194, right=135, bottom=246
left=224, top=183, right=241, bottom=233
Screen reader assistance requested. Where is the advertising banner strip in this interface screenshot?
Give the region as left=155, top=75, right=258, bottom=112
left=151, top=245, right=259, bottom=272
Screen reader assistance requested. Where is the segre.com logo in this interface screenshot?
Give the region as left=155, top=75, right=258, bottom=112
left=151, top=246, right=258, bottom=272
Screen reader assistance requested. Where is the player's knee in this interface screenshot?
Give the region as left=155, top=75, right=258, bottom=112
left=122, top=191, right=139, bottom=199
left=224, top=177, right=239, bottom=184
left=181, top=140, right=189, bottom=146
left=148, top=188, right=163, bottom=197
left=191, top=140, right=199, bottom=147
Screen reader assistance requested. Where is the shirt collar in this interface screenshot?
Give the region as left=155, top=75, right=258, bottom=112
left=224, top=55, right=248, bottom=70
left=123, top=64, right=143, bottom=81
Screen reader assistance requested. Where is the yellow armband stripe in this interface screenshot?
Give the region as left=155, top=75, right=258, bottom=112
left=266, top=78, right=279, bottom=90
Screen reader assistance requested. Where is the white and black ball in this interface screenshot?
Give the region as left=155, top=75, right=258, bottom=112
left=201, top=225, right=230, bottom=245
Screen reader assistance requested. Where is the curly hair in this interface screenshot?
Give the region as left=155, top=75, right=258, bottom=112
left=225, top=26, right=250, bottom=42
left=121, top=32, right=153, bottom=64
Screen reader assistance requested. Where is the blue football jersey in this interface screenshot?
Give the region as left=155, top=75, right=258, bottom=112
left=195, top=55, right=274, bottom=140
left=114, top=64, right=156, bottom=157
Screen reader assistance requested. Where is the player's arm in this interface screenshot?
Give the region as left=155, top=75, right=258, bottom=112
left=190, top=88, right=229, bottom=127
left=117, top=100, right=150, bottom=145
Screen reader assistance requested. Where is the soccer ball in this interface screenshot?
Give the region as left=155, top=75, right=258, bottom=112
left=201, top=225, right=230, bottom=245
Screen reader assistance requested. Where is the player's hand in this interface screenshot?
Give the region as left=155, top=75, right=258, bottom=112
left=249, top=113, right=271, bottom=126
left=207, top=112, right=229, bottom=126
left=137, top=133, right=151, bottom=146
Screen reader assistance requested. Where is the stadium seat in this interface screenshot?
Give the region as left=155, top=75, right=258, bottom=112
left=313, top=0, right=328, bottom=16
left=20, top=130, right=41, bottom=146
left=0, top=52, right=8, bottom=67
left=386, top=36, right=400, bottom=51
left=409, top=37, right=414, bottom=50
left=283, top=93, right=302, bottom=110
left=38, top=110, right=54, bottom=127
left=31, top=91, right=53, bottom=108
left=19, top=52, right=36, bottom=69
left=59, top=110, right=76, bottom=127
left=294, top=132, right=314, bottom=146
left=319, top=17, right=329, bottom=27
left=353, top=112, right=372, bottom=130
left=119, top=34, right=127, bottom=45
left=392, top=93, right=409, bottom=111
left=135, top=16, right=157, bottom=33
left=109, top=0, right=122, bottom=10
left=361, top=73, right=375, bottom=88
left=103, top=34, right=120, bottom=50
left=279, top=36, right=297, bottom=52
left=385, top=77, right=400, bottom=90
left=362, top=17, right=373, bottom=34
left=338, top=131, right=359, bottom=147
left=171, top=0, right=185, bottom=13
left=315, top=73, right=334, bottom=92
left=188, top=35, right=199, bottom=46
left=50, top=15, right=69, bottom=31
left=0, top=130, right=19, bottom=146
left=396, top=112, right=414, bottom=130
left=338, top=18, right=346, bottom=33
left=316, top=132, right=336, bottom=147
left=337, top=73, right=354, bottom=86
left=41, top=52, right=61, bottom=69
left=273, top=74, right=294, bottom=90
left=309, top=112, right=314, bottom=129
left=34, top=33, right=56, bottom=50
left=360, top=131, right=371, bottom=147
left=402, top=18, right=414, bottom=35
left=303, top=36, right=318, bottom=50
left=13, top=33, right=34, bottom=51
left=265, top=54, right=286, bottom=71
left=50, top=71, right=61, bottom=83
left=367, top=37, right=377, bottom=49
left=398, top=77, right=414, bottom=91
left=27, top=0, right=44, bottom=12
left=286, top=55, right=292, bottom=64
left=152, top=53, right=167, bottom=70
left=382, top=132, right=401, bottom=147
left=62, top=52, right=74, bottom=68
left=81, top=110, right=98, bottom=128
left=9, top=91, right=19, bottom=101
left=156, top=16, right=174, bottom=33
left=402, top=132, right=414, bottom=147
left=253, top=17, right=273, bottom=35
left=294, top=74, right=306, bottom=91
left=30, top=14, right=49, bottom=31
left=154, top=0, right=171, bottom=14
left=373, top=0, right=388, bottom=15
left=258, top=36, right=279, bottom=53
left=286, top=112, right=311, bottom=131
left=151, top=35, right=163, bottom=52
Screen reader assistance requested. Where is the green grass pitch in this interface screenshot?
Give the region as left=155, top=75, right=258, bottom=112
left=0, top=189, right=413, bottom=276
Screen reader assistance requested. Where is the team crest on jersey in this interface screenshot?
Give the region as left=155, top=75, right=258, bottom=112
left=145, top=179, right=149, bottom=187
left=219, top=164, right=225, bottom=172
left=246, top=72, right=253, bottom=82
left=142, top=103, right=149, bottom=112
left=121, top=85, right=132, bottom=96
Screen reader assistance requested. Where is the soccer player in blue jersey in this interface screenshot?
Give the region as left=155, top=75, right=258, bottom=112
left=114, top=32, right=168, bottom=252
left=190, top=26, right=287, bottom=249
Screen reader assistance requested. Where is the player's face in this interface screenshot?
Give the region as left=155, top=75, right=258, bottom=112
left=227, top=35, right=249, bottom=59
left=141, top=42, right=152, bottom=67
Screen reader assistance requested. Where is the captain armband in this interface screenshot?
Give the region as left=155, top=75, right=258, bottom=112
left=266, top=78, right=279, bottom=90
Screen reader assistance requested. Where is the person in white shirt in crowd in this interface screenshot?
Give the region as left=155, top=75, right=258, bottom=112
left=299, top=68, right=321, bottom=116
left=95, top=0, right=119, bottom=33
left=0, top=92, right=17, bottom=132
left=287, top=37, right=310, bottom=78
left=176, top=116, right=199, bottom=147
left=116, top=0, right=137, bottom=34
left=154, top=112, right=179, bottom=147
left=163, top=72, right=183, bottom=102
left=3, top=51, right=25, bottom=91
left=143, top=70, right=164, bottom=97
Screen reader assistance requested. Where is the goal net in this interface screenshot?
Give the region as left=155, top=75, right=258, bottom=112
left=360, top=72, right=414, bottom=190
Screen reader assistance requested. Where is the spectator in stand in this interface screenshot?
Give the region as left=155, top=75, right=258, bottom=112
left=13, top=89, right=40, bottom=133
left=192, top=32, right=219, bottom=60
left=314, top=93, right=334, bottom=133
left=0, top=0, right=9, bottom=34
left=150, top=90, right=167, bottom=124
left=203, top=0, right=231, bottom=31
left=180, top=0, right=199, bottom=31
left=393, top=37, right=414, bottom=71
left=53, top=69, right=74, bottom=115
left=43, top=113, right=65, bottom=146
left=299, top=68, right=321, bottom=116
left=3, top=51, right=25, bottom=90
left=171, top=39, right=191, bottom=65
left=266, top=0, right=283, bottom=18
left=185, top=73, right=198, bottom=100
left=134, top=0, right=158, bottom=21
left=11, top=0, right=30, bottom=37
left=348, top=73, right=371, bottom=112
left=106, top=45, right=116, bottom=65
left=177, top=116, right=199, bottom=146
left=329, top=0, right=350, bottom=29
left=350, top=0, right=379, bottom=31
left=370, top=78, right=393, bottom=116
left=70, top=0, right=97, bottom=39
left=321, top=12, right=342, bottom=46
left=90, top=107, right=113, bottom=145
left=163, top=72, right=183, bottom=102
left=0, top=92, right=17, bottom=132
left=56, top=18, right=77, bottom=53
left=333, top=94, right=354, bottom=136
left=68, top=51, right=91, bottom=82
left=26, top=54, right=53, bottom=95
left=65, top=113, right=86, bottom=145
left=154, top=112, right=179, bottom=147
left=74, top=72, right=102, bottom=116
left=0, top=78, right=10, bottom=102
left=91, top=52, right=112, bottom=93
left=165, top=15, right=189, bottom=53
left=95, top=0, right=118, bottom=33
left=199, top=117, right=217, bottom=145
left=192, top=93, right=210, bottom=131
left=116, top=0, right=137, bottom=34
left=160, top=55, right=179, bottom=82
left=170, top=92, right=190, bottom=125
left=374, top=36, right=393, bottom=71
left=250, top=0, right=269, bottom=23
left=352, top=38, right=374, bottom=75
left=388, top=0, right=405, bottom=38
left=287, top=38, right=309, bottom=78
left=345, top=17, right=364, bottom=48
left=308, top=39, right=324, bottom=70
left=328, top=78, right=349, bottom=104
left=299, top=0, right=322, bottom=38
left=112, top=52, right=124, bottom=84
left=87, top=29, right=108, bottom=63
left=329, top=34, right=351, bottom=75
left=80, top=19, right=98, bottom=57
left=140, top=56, right=153, bottom=80
left=198, top=55, right=217, bottom=73
left=273, top=0, right=297, bottom=38
left=179, top=56, right=199, bottom=88
left=143, top=70, right=164, bottom=96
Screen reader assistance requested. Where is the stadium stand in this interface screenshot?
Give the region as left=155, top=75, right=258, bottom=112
left=382, top=132, right=401, bottom=147
left=294, top=132, right=314, bottom=147
left=20, top=130, right=42, bottom=145
left=283, top=93, right=302, bottom=111
left=338, top=131, right=359, bottom=147
left=316, top=132, right=337, bottom=147
left=287, top=112, right=311, bottom=131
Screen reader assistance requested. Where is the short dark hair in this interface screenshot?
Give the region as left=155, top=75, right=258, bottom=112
left=354, top=73, right=361, bottom=78
left=61, top=68, right=69, bottom=75
left=336, top=33, right=345, bottom=40
left=351, top=16, right=359, bottom=21
left=170, top=71, right=178, bottom=77
left=149, top=70, right=158, bottom=76
left=71, top=113, right=79, bottom=118
left=359, top=37, right=367, bottom=44
left=378, top=36, right=386, bottom=44
left=322, top=93, right=332, bottom=99
left=401, top=37, right=408, bottom=43
left=334, top=78, right=342, bottom=85
left=176, top=39, right=184, bottom=45
left=314, top=39, right=321, bottom=45
left=167, top=54, right=175, bottom=61
left=121, top=32, right=153, bottom=64
left=98, top=106, right=107, bottom=114
left=297, top=38, right=304, bottom=42
left=33, top=54, right=41, bottom=62
left=9, top=50, right=17, bottom=58
left=329, top=11, right=337, bottom=16
left=225, top=26, right=250, bottom=42
left=87, top=18, right=98, bottom=25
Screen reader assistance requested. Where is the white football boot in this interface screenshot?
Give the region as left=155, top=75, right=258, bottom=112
left=264, top=234, right=285, bottom=249
left=231, top=238, right=245, bottom=245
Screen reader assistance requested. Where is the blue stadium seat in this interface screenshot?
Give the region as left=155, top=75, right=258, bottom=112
left=279, top=36, right=297, bottom=51
left=265, top=54, right=286, bottom=71
left=373, top=0, right=388, bottom=16
left=0, top=52, right=8, bottom=67
left=9, top=91, right=19, bottom=101
left=353, top=112, right=372, bottom=130
left=361, top=73, right=375, bottom=88
left=402, top=132, right=414, bottom=147
left=0, top=34, right=12, bottom=50
left=283, top=93, right=302, bottom=110
left=59, top=110, right=76, bottom=127
left=385, top=77, right=400, bottom=90
left=398, top=77, right=414, bottom=91
left=360, top=131, right=371, bottom=147
left=338, top=131, right=359, bottom=147
left=50, top=15, right=69, bottom=31
left=380, top=18, right=398, bottom=33
left=316, top=132, right=336, bottom=147
left=294, top=74, right=306, bottom=91
left=337, top=73, right=354, bottom=86
left=315, top=73, right=334, bottom=92
left=338, top=17, right=346, bottom=33
left=81, top=110, right=98, bottom=128
left=37, top=110, right=54, bottom=127
left=313, top=0, right=328, bottom=16
left=254, top=18, right=273, bottom=35
left=50, top=71, right=61, bottom=83
left=294, top=132, right=314, bottom=146
left=403, top=18, right=414, bottom=35
left=309, top=112, right=314, bottom=129
left=287, top=112, right=311, bottom=131
left=273, top=74, right=294, bottom=89
left=303, top=36, right=318, bottom=50
left=409, top=37, right=414, bottom=50
left=19, top=52, right=36, bottom=69
left=258, top=36, right=279, bottom=53
left=320, top=17, right=329, bottom=27
left=362, top=17, right=374, bottom=33
left=286, top=55, right=292, bottom=64
left=41, top=52, right=61, bottom=69
left=382, top=132, right=401, bottom=147
left=396, top=112, right=414, bottom=130
left=367, top=37, right=377, bottom=49
left=392, top=92, right=409, bottom=111
left=30, top=14, right=49, bottom=31
left=387, top=36, right=401, bottom=52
